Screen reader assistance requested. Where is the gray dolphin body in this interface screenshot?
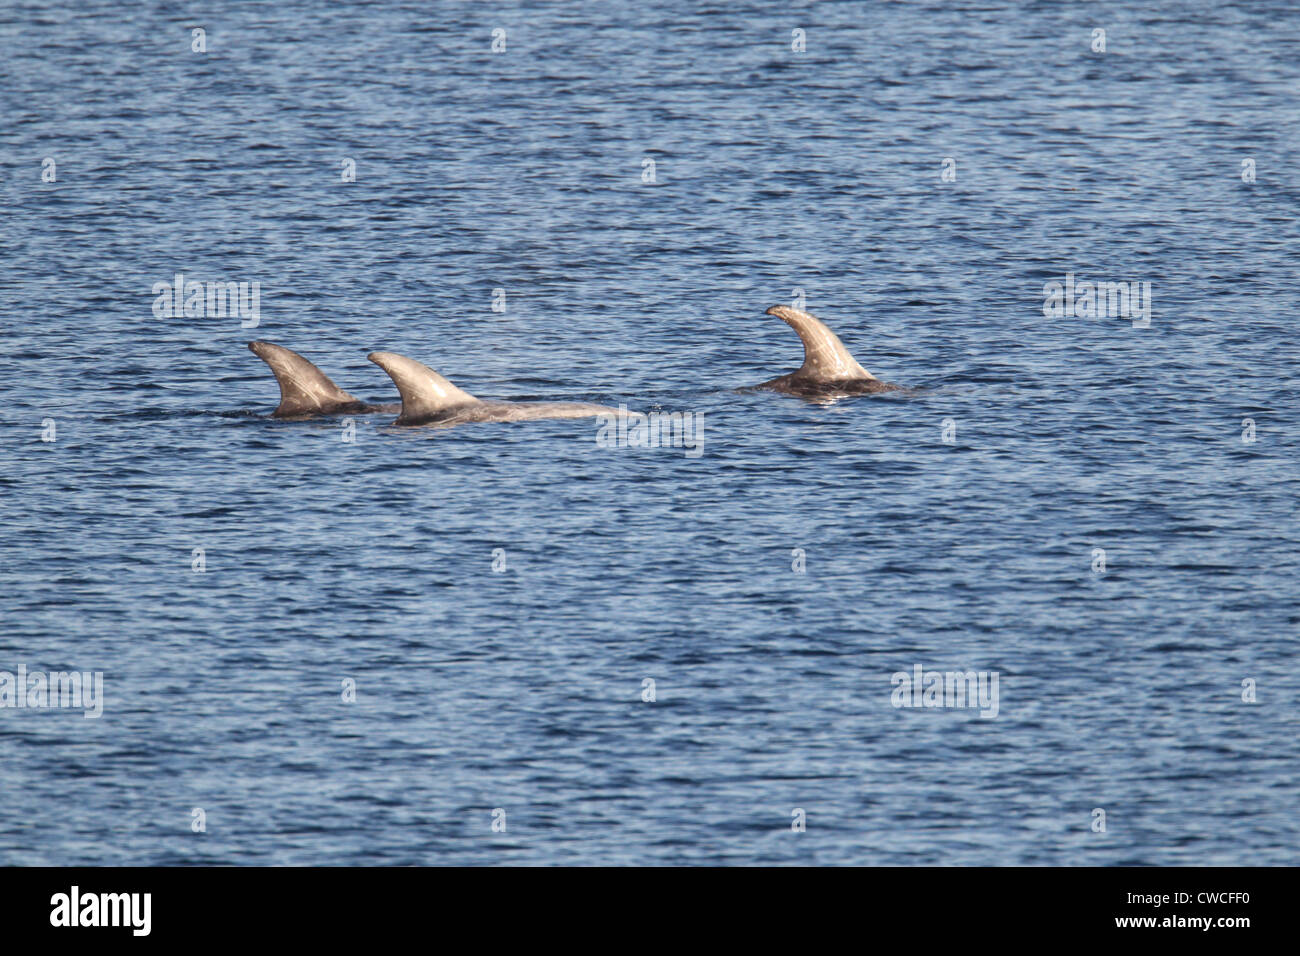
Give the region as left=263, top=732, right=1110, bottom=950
left=367, top=351, right=618, bottom=427
left=754, top=306, right=903, bottom=398
left=248, top=341, right=399, bottom=418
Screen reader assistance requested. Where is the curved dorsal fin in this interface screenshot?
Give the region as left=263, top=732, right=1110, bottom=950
left=248, top=341, right=361, bottom=416
left=367, top=351, right=478, bottom=423
left=765, top=306, right=876, bottom=381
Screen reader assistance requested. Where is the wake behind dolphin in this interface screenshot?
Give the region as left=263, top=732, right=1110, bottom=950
left=367, top=351, right=618, bottom=427
left=754, top=306, right=903, bottom=398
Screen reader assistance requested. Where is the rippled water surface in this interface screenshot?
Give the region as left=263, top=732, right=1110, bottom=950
left=1, top=1, right=1298, bottom=865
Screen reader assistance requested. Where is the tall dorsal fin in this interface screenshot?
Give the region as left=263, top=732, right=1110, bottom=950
left=248, top=341, right=361, bottom=416
left=765, top=306, right=877, bottom=381
left=367, top=351, right=478, bottom=423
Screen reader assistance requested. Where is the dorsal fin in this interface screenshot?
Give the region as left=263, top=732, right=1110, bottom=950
left=367, top=351, right=478, bottom=423
left=765, top=306, right=877, bottom=381
left=248, top=341, right=361, bottom=416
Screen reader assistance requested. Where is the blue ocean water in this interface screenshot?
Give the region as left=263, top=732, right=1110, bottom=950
left=1, top=0, right=1297, bottom=865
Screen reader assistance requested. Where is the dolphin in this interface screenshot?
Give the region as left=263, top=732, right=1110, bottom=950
left=248, top=341, right=399, bottom=418
left=754, top=306, right=903, bottom=398
left=367, top=350, right=619, bottom=427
